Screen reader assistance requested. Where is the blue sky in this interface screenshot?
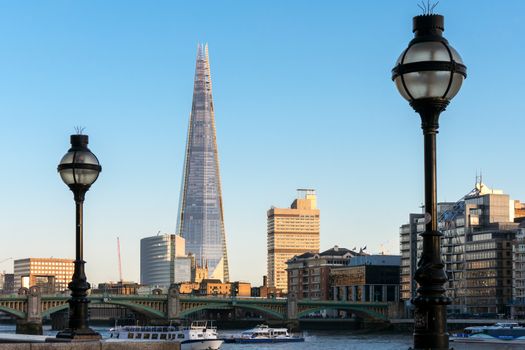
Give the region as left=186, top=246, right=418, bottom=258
left=1, top=1, right=525, bottom=285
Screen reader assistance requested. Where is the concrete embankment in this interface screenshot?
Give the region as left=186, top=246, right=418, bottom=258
left=0, top=340, right=179, bottom=350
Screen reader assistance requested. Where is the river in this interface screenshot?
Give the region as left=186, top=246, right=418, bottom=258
left=0, top=324, right=412, bottom=349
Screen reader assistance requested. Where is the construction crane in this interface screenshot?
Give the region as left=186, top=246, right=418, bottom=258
left=117, top=237, right=123, bottom=283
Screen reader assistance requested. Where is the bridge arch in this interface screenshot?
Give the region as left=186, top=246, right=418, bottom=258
left=0, top=306, right=25, bottom=319
left=178, top=303, right=286, bottom=320
left=297, top=305, right=387, bottom=321
left=42, top=299, right=165, bottom=319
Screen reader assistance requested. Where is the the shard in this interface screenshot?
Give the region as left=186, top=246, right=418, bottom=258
left=177, top=44, right=229, bottom=282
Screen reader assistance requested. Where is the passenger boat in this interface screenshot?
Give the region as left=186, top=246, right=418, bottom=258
left=107, top=320, right=223, bottom=350
left=224, top=324, right=304, bottom=343
left=451, top=322, right=525, bottom=349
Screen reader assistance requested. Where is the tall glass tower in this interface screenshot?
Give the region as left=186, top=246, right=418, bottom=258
left=177, top=44, right=229, bottom=282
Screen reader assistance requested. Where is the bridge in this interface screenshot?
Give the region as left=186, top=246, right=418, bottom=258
left=0, top=286, right=393, bottom=334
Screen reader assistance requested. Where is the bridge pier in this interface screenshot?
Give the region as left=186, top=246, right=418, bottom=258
left=16, top=319, right=43, bottom=335
left=287, top=291, right=298, bottom=327
left=167, top=284, right=181, bottom=320
left=17, top=286, right=43, bottom=335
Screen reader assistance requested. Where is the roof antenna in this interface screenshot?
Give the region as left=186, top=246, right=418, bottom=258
left=418, top=0, right=439, bottom=15
left=74, top=126, right=85, bottom=135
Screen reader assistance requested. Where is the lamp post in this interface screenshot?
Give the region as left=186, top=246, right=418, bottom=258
left=392, top=13, right=466, bottom=350
left=56, top=134, right=102, bottom=341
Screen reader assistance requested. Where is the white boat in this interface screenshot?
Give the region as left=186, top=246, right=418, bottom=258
left=224, top=324, right=304, bottom=343
left=107, top=320, right=223, bottom=350
left=451, top=322, right=525, bottom=349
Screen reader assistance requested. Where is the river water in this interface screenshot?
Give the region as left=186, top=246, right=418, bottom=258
left=0, top=324, right=412, bottom=349
left=220, top=330, right=412, bottom=349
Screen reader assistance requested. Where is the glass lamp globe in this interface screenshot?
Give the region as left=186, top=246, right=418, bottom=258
left=58, top=135, right=101, bottom=188
left=392, top=15, right=467, bottom=102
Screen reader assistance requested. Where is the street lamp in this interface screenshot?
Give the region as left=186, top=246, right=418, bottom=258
left=56, top=134, right=102, bottom=341
left=392, top=13, right=466, bottom=350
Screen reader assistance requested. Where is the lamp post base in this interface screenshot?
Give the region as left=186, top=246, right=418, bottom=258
left=56, top=328, right=101, bottom=342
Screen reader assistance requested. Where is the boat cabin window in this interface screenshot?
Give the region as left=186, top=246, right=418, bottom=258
left=198, top=334, right=204, bottom=338
left=177, top=334, right=185, bottom=339
left=160, top=334, right=167, bottom=340
left=144, top=334, right=150, bottom=339
left=152, top=334, right=158, bottom=340
left=127, top=333, right=133, bottom=339
left=135, top=334, right=142, bottom=339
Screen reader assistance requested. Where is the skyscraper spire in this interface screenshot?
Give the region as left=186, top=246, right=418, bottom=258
left=177, top=44, right=229, bottom=282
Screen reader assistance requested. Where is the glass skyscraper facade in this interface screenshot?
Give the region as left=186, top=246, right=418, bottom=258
left=177, top=44, right=229, bottom=282
left=140, top=234, right=189, bottom=288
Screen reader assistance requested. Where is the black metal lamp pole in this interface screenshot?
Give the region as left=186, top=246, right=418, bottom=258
left=56, top=134, right=102, bottom=341
left=392, top=14, right=467, bottom=350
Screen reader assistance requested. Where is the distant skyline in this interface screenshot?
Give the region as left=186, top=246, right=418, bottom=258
left=1, top=1, right=525, bottom=285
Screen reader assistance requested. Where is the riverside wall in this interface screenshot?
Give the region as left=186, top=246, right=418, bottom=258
left=0, top=342, right=180, bottom=350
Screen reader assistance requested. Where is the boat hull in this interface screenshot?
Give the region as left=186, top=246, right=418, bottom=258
left=182, top=339, right=223, bottom=350
left=105, top=339, right=223, bottom=350
left=451, top=337, right=525, bottom=349
left=226, top=337, right=304, bottom=344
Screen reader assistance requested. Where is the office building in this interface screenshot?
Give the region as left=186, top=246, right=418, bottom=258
left=231, top=282, right=251, bottom=297
left=267, top=189, right=320, bottom=292
left=399, top=213, right=424, bottom=302
left=463, top=224, right=515, bottom=314
left=140, top=233, right=191, bottom=288
left=2, top=274, right=14, bottom=294
left=400, top=182, right=523, bottom=315
left=198, top=279, right=231, bottom=296
left=331, top=255, right=401, bottom=302
left=511, top=226, right=525, bottom=318
left=176, top=44, right=229, bottom=282
left=399, top=203, right=453, bottom=302
left=286, top=246, right=360, bottom=300
left=13, top=258, right=74, bottom=293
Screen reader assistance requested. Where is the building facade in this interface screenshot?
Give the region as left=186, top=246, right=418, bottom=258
left=198, top=279, right=231, bottom=296
left=251, top=276, right=285, bottom=298
left=13, top=258, right=74, bottom=293
left=400, top=182, right=522, bottom=315
left=286, top=246, right=359, bottom=300
left=2, top=274, right=14, bottom=294
left=399, top=203, right=454, bottom=302
left=331, top=255, right=401, bottom=303
left=463, top=225, right=515, bottom=314
left=94, top=281, right=140, bottom=295
left=140, top=233, right=191, bottom=288
left=267, top=189, right=320, bottom=292
left=176, top=44, right=229, bottom=282
left=511, top=226, right=525, bottom=318
left=399, top=213, right=424, bottom=302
